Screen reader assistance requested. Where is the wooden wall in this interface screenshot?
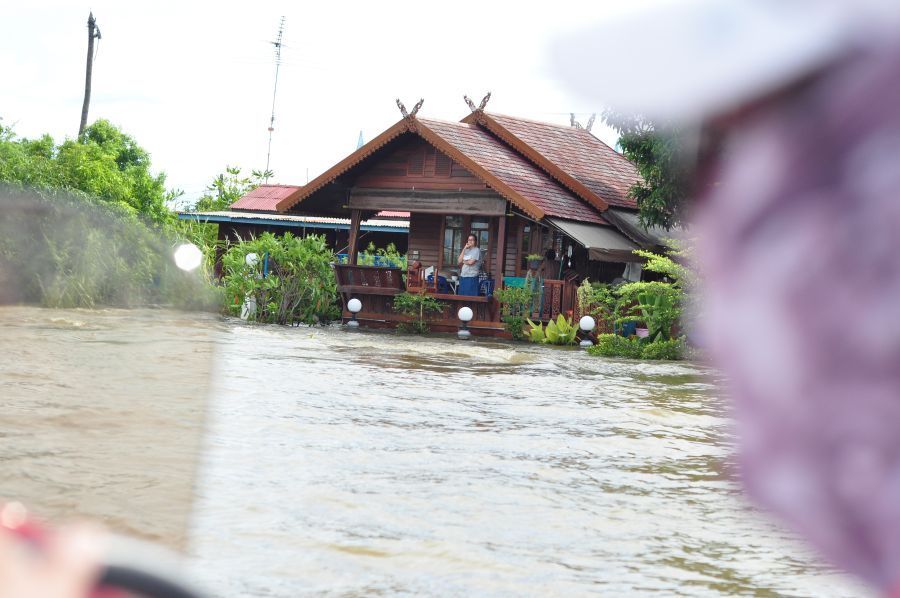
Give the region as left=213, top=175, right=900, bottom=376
left=354, top=137, right=488, bottom=192
left=407, top=213, right=442, bottom=267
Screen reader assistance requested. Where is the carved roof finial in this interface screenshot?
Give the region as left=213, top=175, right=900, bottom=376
left=464, top=92, right=492, bottom=113
left=397, top=98, right=424, bottom=119
left=586, top=113, right=596, bottom=132
left=396, top=99, right=409, bottom=118
left=570, top=113, right=583, bottom=129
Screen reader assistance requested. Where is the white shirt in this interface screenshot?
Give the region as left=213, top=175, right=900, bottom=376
left=460, top=247, right=481, bottom=277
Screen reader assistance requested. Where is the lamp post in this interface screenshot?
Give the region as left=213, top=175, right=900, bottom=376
left=347, top=298, right=362, bottom=328
left=457, top=306, right=473, bottom=340
left=579, top=315, right=596, bottom=347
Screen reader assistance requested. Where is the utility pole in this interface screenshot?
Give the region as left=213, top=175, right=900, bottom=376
left=78, top=12, right=101, bottom=139
left=264, top=17, right=285, bottom=182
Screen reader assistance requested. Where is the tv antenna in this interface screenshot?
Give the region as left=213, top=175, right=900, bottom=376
left=264, top=16, right=285, bottom=181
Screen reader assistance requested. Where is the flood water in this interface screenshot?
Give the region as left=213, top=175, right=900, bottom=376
left=1, top=308, right=871, bottom=596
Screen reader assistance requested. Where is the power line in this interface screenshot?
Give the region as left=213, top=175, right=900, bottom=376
left=264, top=16, right=285, bottom=182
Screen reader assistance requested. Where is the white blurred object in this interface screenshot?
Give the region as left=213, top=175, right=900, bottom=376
left=245, top=253, right=259, bottom=267
left=552, top=0, right=900, bottom=122
left=173, top=243, right=203, bottom=272
left=240, top=294, right=256, bottom=320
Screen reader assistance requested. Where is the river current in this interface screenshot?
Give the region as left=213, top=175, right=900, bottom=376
left=0, top=307, right=870, bottom=596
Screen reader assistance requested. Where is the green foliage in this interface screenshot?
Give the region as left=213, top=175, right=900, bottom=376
left=356, top=242, right=407, bottom=269
left=190, top=166, right=271, bottom=212
left=617, top=281, right=682, bottom=342
left=526, top=318, right=545, bottom=343
left=588, top=334, right=685, bottom=360
left=526, top=315, right=578, bottom=345
left=0, top=120, right=175, bottom=226
left=525, top=253, right=543, bottom=261
left=221, top=232, right=338, bottom=325
left=392, top=289, right=444, bottom=334
left=639, top=338, right=685, bottom=360
left=589, top=334, right=643, bottom=359
left=495, top=285, right=533, bottom=341
left=602, top=112, right=691, bottom=231
left=577, top=279, right=623, bottom=332
left=544, top=314, right=579, bottom=345
left=501, top=315, right=527, bottom=340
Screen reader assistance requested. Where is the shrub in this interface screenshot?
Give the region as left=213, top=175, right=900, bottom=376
left=588, top=334, right=643, bottom=359
left=588, top=334, right=685, bottom=360
left=526, top=315, right=578, bottom=345
left=393, top=289, right=444, bottom=334
left=639, top=337, right=684, bottom=360
left=222, top=232, right=339, bottom=325
left=495, top=285, right=533, bottom=340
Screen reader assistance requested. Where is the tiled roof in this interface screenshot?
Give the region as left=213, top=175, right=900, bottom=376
left=470, top=112, right=642, bottom=210
left=231, top=184, right=303, bottom=211
left=375, top=211, right=410, bottom=219
left=417, top=118, right=606, bottom=224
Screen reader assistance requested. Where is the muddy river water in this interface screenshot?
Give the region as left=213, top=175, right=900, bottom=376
left=0, top=307, right=870, bottom=596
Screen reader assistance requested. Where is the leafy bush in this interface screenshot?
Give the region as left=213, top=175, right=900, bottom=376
left=617, top=281, right=682, bottom=342
left=639, top=338, right=684, bottom=360
left=526, top=315, right=578, bottom=345
left=495, top=285, right=533, bottom=340
left=222, top=232, right=338, bottom=325
left=526, top=318, right=545, bottom=343
left=588, top=334, right=685, bottom=360
left=393, top=289, right=444, bottom=334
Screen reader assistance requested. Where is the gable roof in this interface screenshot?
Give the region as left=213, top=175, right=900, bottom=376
left=462, top=111, right=641, bottom=210
left=230, top=184, right=303, bottom=211
left=277, top=117, right=605, bottom=224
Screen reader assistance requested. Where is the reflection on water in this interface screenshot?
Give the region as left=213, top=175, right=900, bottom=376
left=188, top=323, right=870, bottom=597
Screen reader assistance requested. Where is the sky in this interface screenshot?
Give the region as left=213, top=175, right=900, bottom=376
left=2, top=1, right=651, bottom=208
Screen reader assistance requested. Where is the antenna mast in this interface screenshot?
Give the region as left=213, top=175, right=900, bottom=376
left=264, top=17, right=285, bottom=181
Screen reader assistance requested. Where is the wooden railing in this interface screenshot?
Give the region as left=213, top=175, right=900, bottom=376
left=333, top=263, right=498, bottom=325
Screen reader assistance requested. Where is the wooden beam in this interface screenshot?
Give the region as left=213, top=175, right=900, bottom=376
left=349, top=192, right=506, bottom=216
left=495, top=212, right=506, bottom=289
left=348, top=209, right=362, bottom=265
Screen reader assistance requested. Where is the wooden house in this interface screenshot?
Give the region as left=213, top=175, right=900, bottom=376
left=269, top=103, right=665, bottom=335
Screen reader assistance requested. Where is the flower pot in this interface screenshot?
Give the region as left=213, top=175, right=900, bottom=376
left=528, top=259, right=542, bottom=270
left=635, top=327, right=650, bottom=338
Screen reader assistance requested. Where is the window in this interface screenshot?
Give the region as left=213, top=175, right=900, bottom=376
left=519, top=224, right=531, bottom=273
left=443, top=216, right=464, bottom=269
left=471, top=217, right=491, bottom=271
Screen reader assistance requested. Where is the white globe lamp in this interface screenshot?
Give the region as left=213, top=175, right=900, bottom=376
left=579, top=315, right=596, bottom=347
left=457, top=306, right=474, bottom=340
left=346, top=298, right=362, bottom=327
left=245, top=252, right=259, bottom=267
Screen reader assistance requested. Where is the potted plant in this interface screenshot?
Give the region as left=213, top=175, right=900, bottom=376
left=526, top=253, right=543, bottom=270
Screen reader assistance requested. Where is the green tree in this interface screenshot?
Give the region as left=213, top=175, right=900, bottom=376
left=0, top=119, right=175, bottom=226
left=192, top=166, right=272, bottom=212
left=603, top=112, right=692, bottom=231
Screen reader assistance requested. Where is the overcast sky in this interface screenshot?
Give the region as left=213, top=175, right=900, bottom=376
left=3, top=1, right=651, bottom=207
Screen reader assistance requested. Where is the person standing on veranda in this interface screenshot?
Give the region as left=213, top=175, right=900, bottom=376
left=457, top=234, right=481, bottom=296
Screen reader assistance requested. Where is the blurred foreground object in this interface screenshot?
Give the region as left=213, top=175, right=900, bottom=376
left=0, top=187, right=217, bottom=554
left=556, top=0, right=900, bottom=592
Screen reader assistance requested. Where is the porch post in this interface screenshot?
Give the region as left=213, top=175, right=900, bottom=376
left=348, top=209, right=362, bottom=265
left=495, top=213, right=506, bottom=287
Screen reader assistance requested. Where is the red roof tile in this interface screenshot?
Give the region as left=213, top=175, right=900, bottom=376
left=418, top=118, right=606, bottom=224
left=469, top=113, right=642, bottom=210
left=375, top=211, right=410, bottom=218
left=231, top=184, right=303, bottom=211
